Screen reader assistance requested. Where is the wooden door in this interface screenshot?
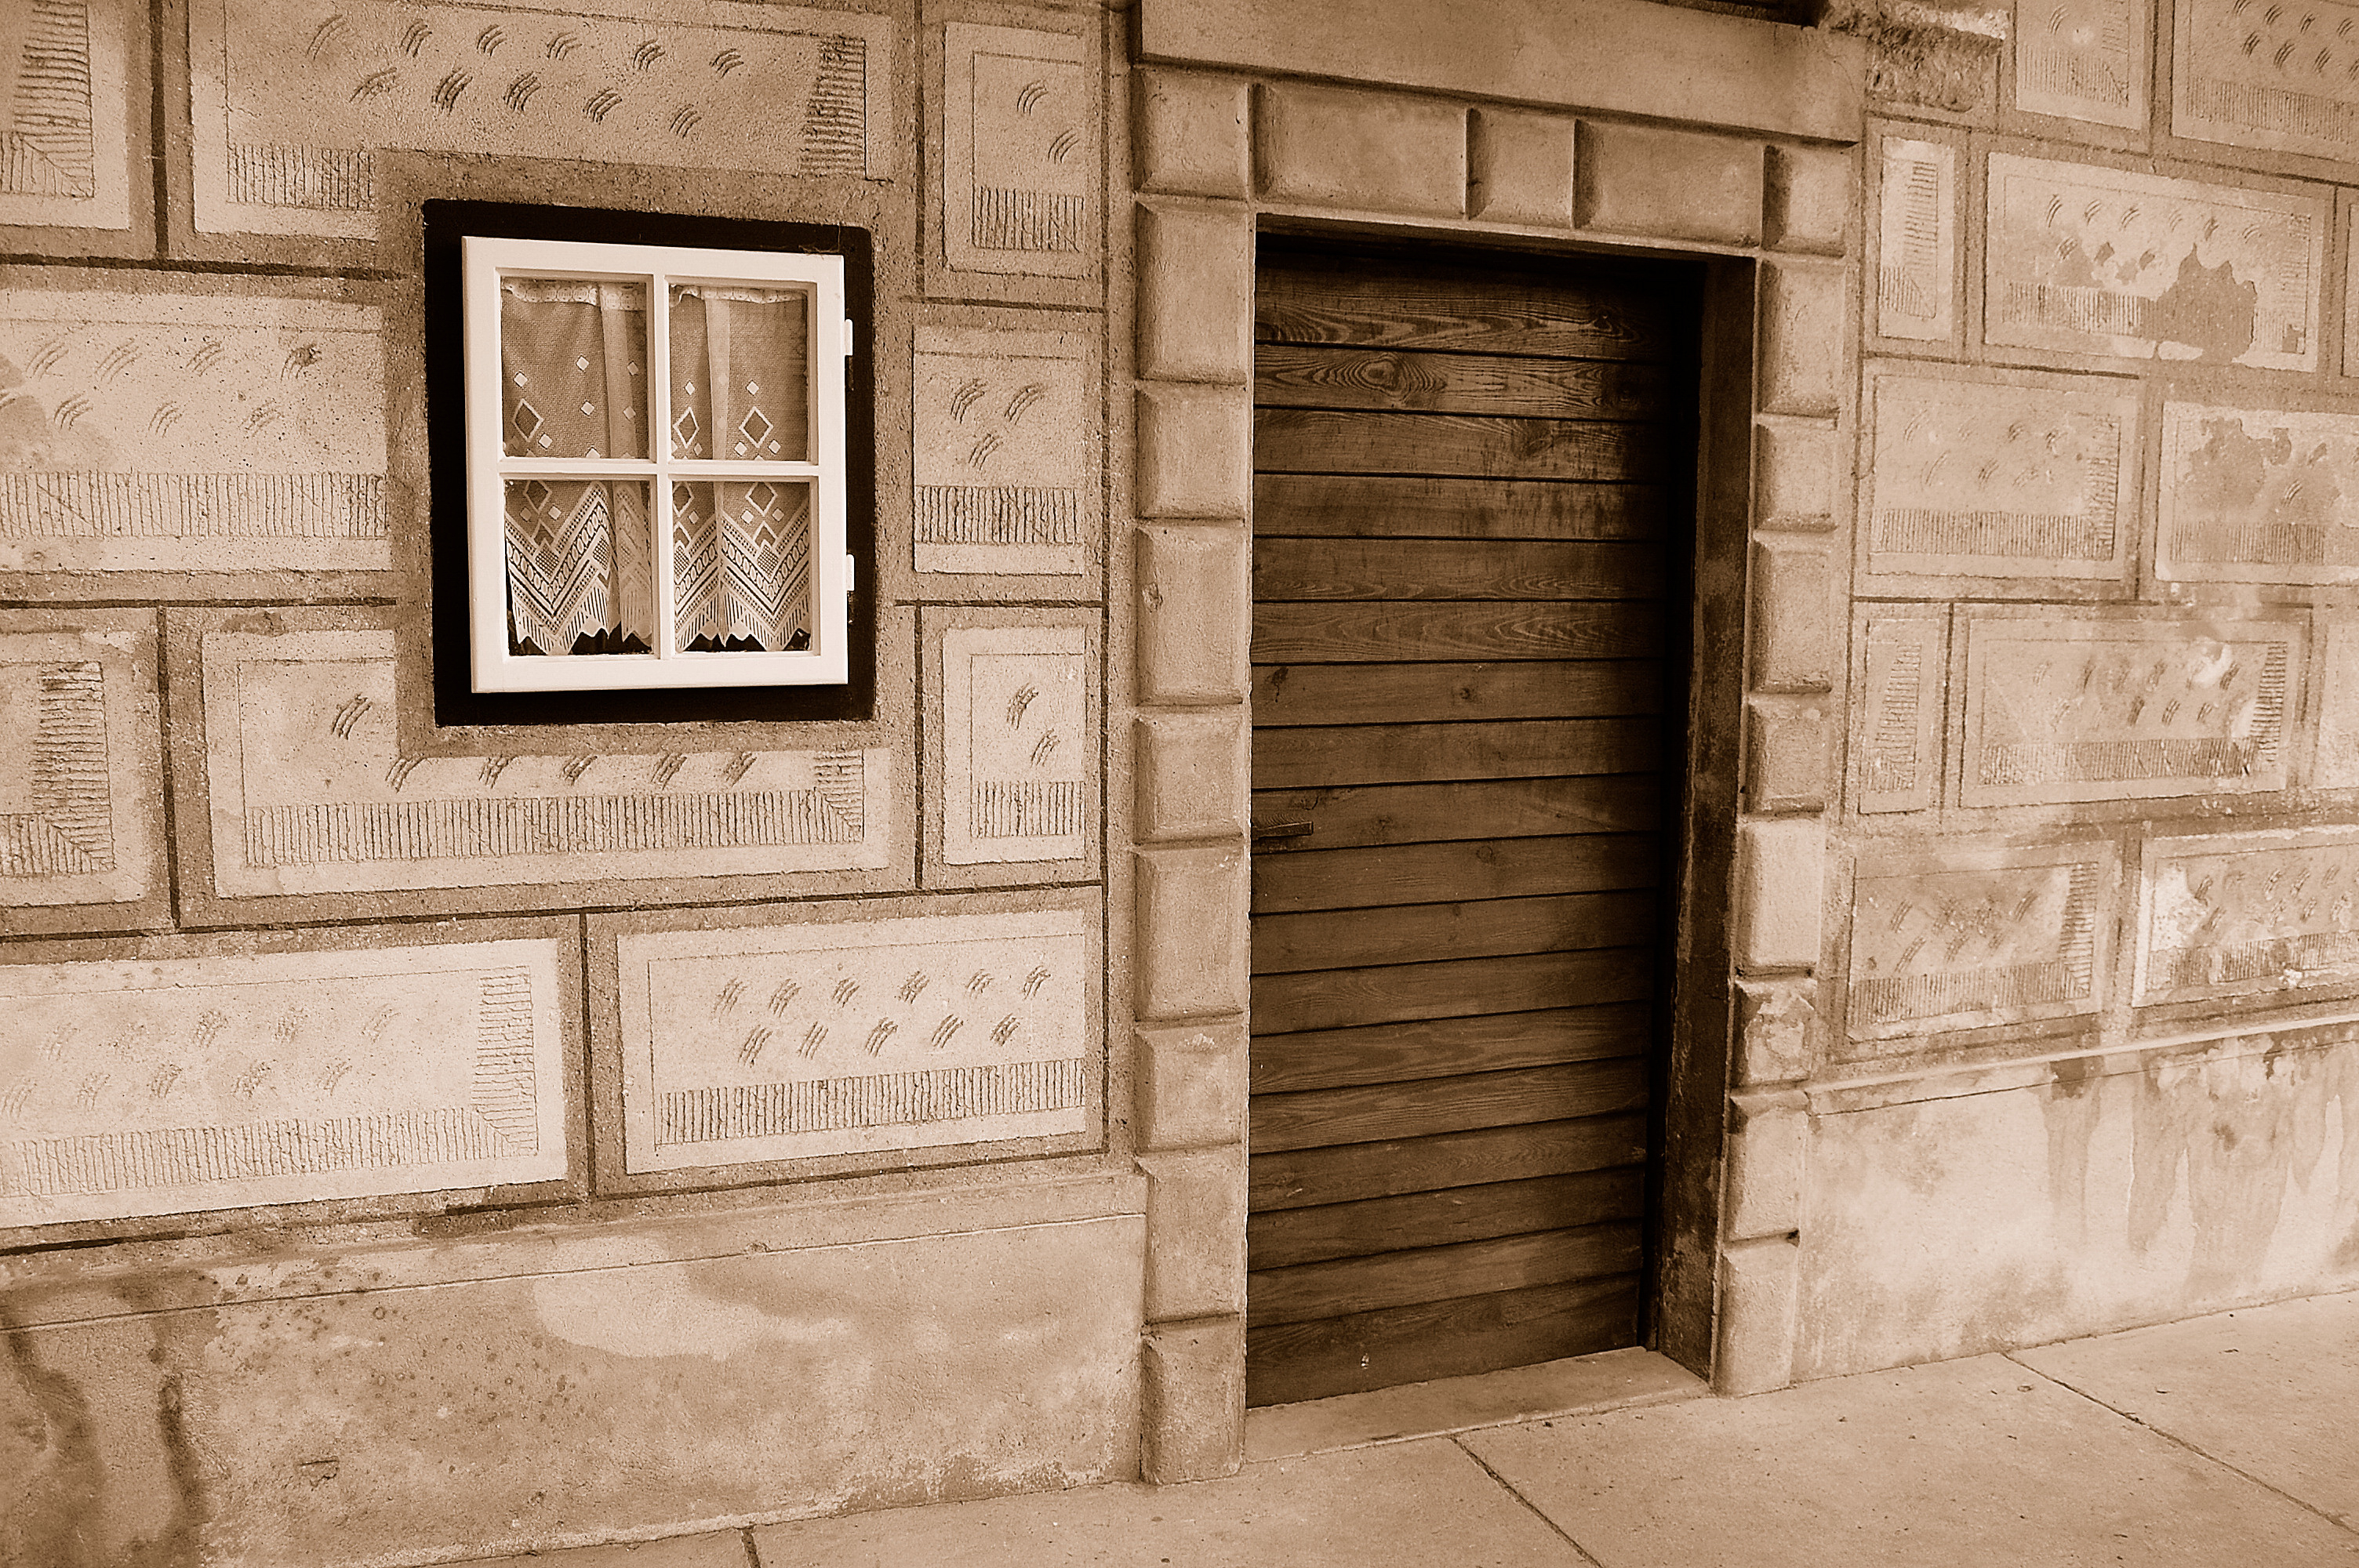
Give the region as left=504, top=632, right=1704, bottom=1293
left=1246, top=243, right=1694, bottom=1406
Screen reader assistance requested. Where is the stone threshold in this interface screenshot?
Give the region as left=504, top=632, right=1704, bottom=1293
left=1243, top=1346, right=1710, bottom=1463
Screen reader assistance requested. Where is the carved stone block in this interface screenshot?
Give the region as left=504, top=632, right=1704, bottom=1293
left=1135, top=525, right=1249, bottom=705
left=911, top=325, right=1095, bottom=578
left=1845, top=840, right=2117, bottom=1046
left=192, top=618, right=891, bottom=906
left=1252, top=82, right=1464, bottom=217
left=1467, top=107, right=1573, bottom=228
left=2015, top=0, right=2146, bottom=127
left=1984, top=154, right=2324, bottom=372
left=1957, top=612, right=2301, bottom=807
left=1757, top=262, right=1843, bottom=419
left=940, top=21, right=1096, bottom=281
left=0, top=609, right=162, bottom=931
left=2174, top=0, right=2359, bottom=160
left=1734, top=818, right=1823, bottom=975
left=1874, top=136, right=1954, bottom=343
left=2137, top=829, right=2359, bottom=1007
left=1575, top=121, right=1762, bottom=246
left=938, top=622, right=1091, bottom=867
left=1862, top=366, right=2138, bottom=583
left=1133, top=843, right=1248, bottom=1018
left=610, top=901, right=1096, bottom=1174
left=1766, top=143, right=1852, bottom=256
left=0, top=286, right=385, bottom=574
left=1132, top=69, right=1249, bottom=201
left=1136, top=204, right=1252, bottom=384
left=0, top=0, right=135, bottom=234
left=2158, top=401, right=2359, bottom=585
left=191, top=0, right=892, bottom=240
left=1133, top=710, right=1247, bottom=842
left=1853, top=611, right=1946, bottom=815
left=0, top=930, right=569, bottom=1228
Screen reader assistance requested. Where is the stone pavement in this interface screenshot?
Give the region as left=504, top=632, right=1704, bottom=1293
left=467, top=1289, right=2359, bottom=1568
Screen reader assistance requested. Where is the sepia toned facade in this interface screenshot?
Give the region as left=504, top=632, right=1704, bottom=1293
left=3, top=0, right=2357, bottom=1560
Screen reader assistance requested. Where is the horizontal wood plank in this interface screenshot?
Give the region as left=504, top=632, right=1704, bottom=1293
left=1246, top=1273, right=1637, bottom=1406
left=1248, top=1167, right=1646, bottom=1269
left=1253, top=717, right=1660, bottom=790
left=1252, top=538, right=1665, bottom=602
left=1255, top=344, right=1674, bottom=418
left=1256, top=408, right=1673, bottom=481
left=1249, top=1113, right=1649, bottom=1210
left=1252, top=601, right=1662, bottom=664
left=1251, top=947, right=1652, bottom=1036
left=1253, top=891, right=1659, bottom=976
left=1251, top=776, right=1663, bottom=851
left=1246, top=1220, right=1645, bottom=1327
left=1254, top=475, right=1670, bottom=540
left=1256, top=260, right=1683, bottom=360
left=1253, top=833, right=1660, bottom=915
left=1252, top=1057, right=1648, bottom=1152
left=1252, top=660, right=1664, bottom=727
left=1250, top=1001, right=1654, bottom=1093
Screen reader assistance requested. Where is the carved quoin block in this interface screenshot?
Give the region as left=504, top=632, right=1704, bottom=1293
left=0, top=931, right=569, bottom=1229
left=2157, top=401, right=2359, bottom=586
left=0, top=609, right=162, bottom=929
left=1874, top=134, right=1954, bottom=343
left=1853, top=610, right=1946, bottom=815
left=911, top=325, right=1095, bottom=577
left=610, top=900, right=1096, bottom=1174
left=0, top=286, right=385, bottom=574
left=1957, top=612, right=2303, bottom=808
left=2136, top=828, right=2359, bottom=1008
left=2015, top=0, right=2146, bottom=128
left=0, top=0, right=136, bottom=234
left=1861, top=365, right=2138, bottom=585
left=1984, top=154, right=2324, bottom=372
left=194, top=620, right=890, bottom=902
left=188, top=0, right=892, bottom=241
left=2172, top=0, right=2359, bottom=162
left=1845, top=840, right=2117, bottom=1048
left=940, top=22, right=1096, bottom=281
left=938, top=622, right=1092, bottom=867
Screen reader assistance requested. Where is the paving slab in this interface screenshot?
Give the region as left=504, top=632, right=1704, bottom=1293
left=2013, top=1290, right=2359, bottom=1528
left=463, top=1531, right=751, bottom=1567
left=1463, top=1352, right=2359, bottom=1568
left=1246, top=1347, right=1706, bottom=1461
left=751, top=1438, right=1585, bottom=1568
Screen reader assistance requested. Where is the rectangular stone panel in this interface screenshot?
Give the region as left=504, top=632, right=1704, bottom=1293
left=911, top=325, right=1096, bottom=577
left=2173, top=0, right=2359, bottom=161
left=940, top=22, right=1096, bottom=281
left=2159, top=400, right=2359, bottom=584
left=1875, top=136, right=1954, bottom=343
left=1863, top=366, right=2137, bottom=583
left=196, top=620, right=890, bottom=902
left=1984, top=154, right=2324, bottom=372
left=2137, top=829, right=2359, bottom=1007
left=2314, top=615, right=2359, bottom=787
left=612, top=901, right=1096, bottom=1173
left=2016, top=0, right=2146, bottom=127
left=1854, top=611, right=1945, bottom=815
left=0, top=286, right=386, bottom=574
left=189, top=0, right=892, bottom=240
left=1957, top=612, right=2302, bottom=808
left=0, top=932, right=569, bottom=1228
left=1845, top=841, right=2117, bottom=1047
left=940, top=622, right=1091, bottom=866
left=0, top=0, right=135, bottom=232
left=0, top=609, right=162, bottom=929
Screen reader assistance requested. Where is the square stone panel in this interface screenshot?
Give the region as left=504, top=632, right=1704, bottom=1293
left=1957, top=611, right=2302, bottom=808
left=1845, top=840, right=2117, bottom=1049
left=938, top=622, right=1092, bottom=868
left=2159, top=399, right=2359, bottom=586
left=1862, top=365, right=2138, bottom=584
left=0, top=0, right=136, bottom=234
left=2136, top=828, right=2359, bottom=1008
left=0, top=931, right=569, bottom=1229
left=911, top=325, right=1096, bottom=578
left=2173, top=0, right=2359, bottom=162
left=1874, top=135, right=1955, bottom=343
left=940, top=22, right=1096, bottom=281
left=0, top=285, right=386, bottom=575
left=609, top=897, right=1098, bottom=1175
left=188, top=0, right=892, bottom=241
left=1984, top=154, right=2324, bottom=372
left=2016, top=0, right=2147, bottom=128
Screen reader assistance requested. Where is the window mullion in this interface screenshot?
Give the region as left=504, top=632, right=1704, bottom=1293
left=649, top=272, right=677, bottom=661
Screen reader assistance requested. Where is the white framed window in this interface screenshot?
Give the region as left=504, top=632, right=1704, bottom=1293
left=461, top=237, right=852, bottom=692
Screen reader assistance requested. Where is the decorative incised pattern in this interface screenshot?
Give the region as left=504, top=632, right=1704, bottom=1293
left=615, top=905, right=1092, bottom=1171
left=0, top=660, right=110, bottom=877
left=1985, top=154, right=2323, bottom=372
left=2139, top=831, right=2359, bottom=1005
left=941, top=23, right=1092, bottom=280
left=1856, top=616, right=1944, bottom=815
left=1877, top=138, right=1953, bottom=343
left=2174, top=0, right=2359, bottom=159
left=942, top=626, right=1089, bottom=865
left=1, top=0, right=95, bottom=198
left=0, top=939, right=567, bottom=1226
left=911, top=328, right=1092, bottom=575
left=2158, top=401, right=2359, bottom=584
left=2016, top=0, right=2145, bottom=127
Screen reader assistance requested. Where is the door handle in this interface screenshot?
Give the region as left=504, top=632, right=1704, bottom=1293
left=1252, top=820, right=1314, bottom=843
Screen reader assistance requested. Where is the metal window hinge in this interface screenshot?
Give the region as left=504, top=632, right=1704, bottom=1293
left=1251, top=820, right=1314, bottom=843
left=841, top=318, right=856, bottom=359
left=845, top=554, right=856, bottom=593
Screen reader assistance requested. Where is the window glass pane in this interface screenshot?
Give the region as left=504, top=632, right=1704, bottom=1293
left=668, top=284, right=810, bottom=463
left=500, top=279, right=648, bottom=459
left=671, top=480, right=812, bottom=652
left=503, top=479, right=654, bottom=656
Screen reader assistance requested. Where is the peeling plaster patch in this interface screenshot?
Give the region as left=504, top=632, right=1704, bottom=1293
left=2158, top=401, right=2359, bottom=586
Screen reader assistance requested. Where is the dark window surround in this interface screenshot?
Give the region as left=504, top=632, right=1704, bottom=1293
left=423, top=199, right=878, bottom=727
